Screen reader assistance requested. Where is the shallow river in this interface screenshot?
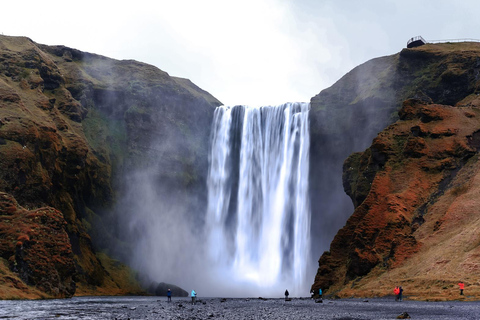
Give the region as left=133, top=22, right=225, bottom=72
left=1, top=296, right=479, bottom=319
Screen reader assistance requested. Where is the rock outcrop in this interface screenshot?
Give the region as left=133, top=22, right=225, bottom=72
left=0, top=35, right=221, bottom=298
left=311, top=42, right=480, bottom=300
left=0, top=192, right=75, bottom=298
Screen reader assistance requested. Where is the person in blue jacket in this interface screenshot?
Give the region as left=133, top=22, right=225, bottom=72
left=191, top=289, right=197, bottom=305
left=167, top=288, right=172, bottom=302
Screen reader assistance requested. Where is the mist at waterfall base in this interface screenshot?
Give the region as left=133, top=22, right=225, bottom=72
left=112, top=102, right=311, bottom=298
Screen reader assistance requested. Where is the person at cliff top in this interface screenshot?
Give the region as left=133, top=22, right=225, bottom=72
left=167, top=288, right=172, bottom=302
left=458, top=281, right=465, bottom=295
left=284, top=289, right=289, bottom=300
left=394, top=286, right=400, bottom=301
left=191, top=289, right=197, bottom=305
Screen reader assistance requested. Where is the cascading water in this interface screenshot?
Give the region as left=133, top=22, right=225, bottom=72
left=207, top=102, right=310, bottom=295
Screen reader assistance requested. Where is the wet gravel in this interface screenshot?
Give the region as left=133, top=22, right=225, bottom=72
left=0, top=296, right=479, bottom=319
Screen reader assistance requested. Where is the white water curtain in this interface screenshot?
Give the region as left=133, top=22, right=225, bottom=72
left=207, top=102, right=310, bottom=293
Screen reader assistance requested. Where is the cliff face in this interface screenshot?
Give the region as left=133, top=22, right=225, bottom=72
left=309, top=54, right=400, bottom=256
left=311, top=42, right=480, bottom=299
left=0, top=35, right=220, bottom=298
left=309, top=42, right=480, bottom=259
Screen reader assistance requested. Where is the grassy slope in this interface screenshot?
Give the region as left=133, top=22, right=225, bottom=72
left=0, top=35, right=220, bottom=298
left=311, top=42, right=480, bottom=300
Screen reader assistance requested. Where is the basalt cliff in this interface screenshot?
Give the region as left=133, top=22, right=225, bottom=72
left=0, top=35, right=220, bottom=298
left=311, top=42, right=480, bottom=300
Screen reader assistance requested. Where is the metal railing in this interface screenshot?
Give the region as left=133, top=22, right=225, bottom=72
left=407, top=36, right=427, bottom=46
left=426, top=38, right=480, bottom=43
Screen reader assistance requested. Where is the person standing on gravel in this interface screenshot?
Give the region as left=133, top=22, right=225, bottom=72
left=394, top=286, right=400, bottom=301
left=167, top=289, right=172, bottom=302
left=458, top=281, right=465, bottom=295
left=284, top=289, right=289, bottom=300
left=191, top=289, right=197, bottom=305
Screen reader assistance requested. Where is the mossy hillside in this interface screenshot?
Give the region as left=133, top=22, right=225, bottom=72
left=82, top=107, right=127, bottom=178
left=0, top=34, right=221, bottom=298
left=309, top=42, right=480, bottom=264
left=75, top=251, right=144, bottom=296
left=313, top=97, right=480, bottom=299
left=396, top=43, right=480, bottom=106
left=56, top=47, right=219, bottom=188
left=0, top=192, right=76, bottom=298
left=311, top=42, right=480, bottom=139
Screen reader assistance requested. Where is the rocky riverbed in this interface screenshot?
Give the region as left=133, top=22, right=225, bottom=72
left=1, top=296, right=480, bottom=319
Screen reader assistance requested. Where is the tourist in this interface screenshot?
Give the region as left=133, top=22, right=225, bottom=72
left=394, top=286, right=400, bottom=301
left=399, top=286, right=403, bottom=301
left=167, top=288, right=172, bottom=302
left=314, top=288, right=323, bottom=303
left=284, top=289, right=289, bottom=301
left=191, top=289, right=197, bottom=305
left=458, top=281, right=465, bottom=295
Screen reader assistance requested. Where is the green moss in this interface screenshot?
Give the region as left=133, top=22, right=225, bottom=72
left=82, top=107, right=127, bottom=169
left=127, top=80, right=147, bottom=95
left=96, top=251, right=143, bottom=293
left=125, top=104, right=148, bottom=115
left=19, top=68, right=31, bottom=79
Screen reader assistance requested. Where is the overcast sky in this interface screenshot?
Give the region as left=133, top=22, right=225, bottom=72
left=2, top=0, right=479, bottom=106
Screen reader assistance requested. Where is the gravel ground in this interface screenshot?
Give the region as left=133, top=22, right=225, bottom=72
left=1, top=296, right=480, bottom=319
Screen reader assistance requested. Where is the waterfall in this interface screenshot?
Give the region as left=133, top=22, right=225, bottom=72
left=207, top=102, right=311, bottom=294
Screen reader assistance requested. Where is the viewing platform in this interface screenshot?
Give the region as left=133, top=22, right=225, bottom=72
left=407, top=36, right=427, bottom=48
left=407, top=36, right=480, bottom=48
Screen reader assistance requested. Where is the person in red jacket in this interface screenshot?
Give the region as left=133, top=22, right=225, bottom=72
left=458, top=281, right=465, bottom=295
left=394, top=286, right=400, bottom=301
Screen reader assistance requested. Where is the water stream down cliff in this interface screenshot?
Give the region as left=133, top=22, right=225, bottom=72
left=206, top=102, right=311, bottom=293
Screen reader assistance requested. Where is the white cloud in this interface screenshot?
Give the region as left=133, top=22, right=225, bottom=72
left=2, top=0, right=480, bottom=106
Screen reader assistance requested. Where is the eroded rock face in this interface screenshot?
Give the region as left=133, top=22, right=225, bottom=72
left=312, top=98, right=480, bottom=297
left=0, top=192, right=76, bottom=298
left=0, top=35, right=221, bottom=298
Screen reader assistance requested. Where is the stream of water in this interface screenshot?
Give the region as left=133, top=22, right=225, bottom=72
left=206, top=102, right=310, bottom=294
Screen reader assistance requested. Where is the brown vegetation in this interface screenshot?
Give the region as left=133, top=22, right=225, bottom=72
left=0, top=34, right=220, bottom=299
left=0, top=192, right=75, bottom=298
left=313, top=98, right=480, bottom=300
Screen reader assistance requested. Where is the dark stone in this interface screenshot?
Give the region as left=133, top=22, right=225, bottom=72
left=396, top=312, right=411, bottom=319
